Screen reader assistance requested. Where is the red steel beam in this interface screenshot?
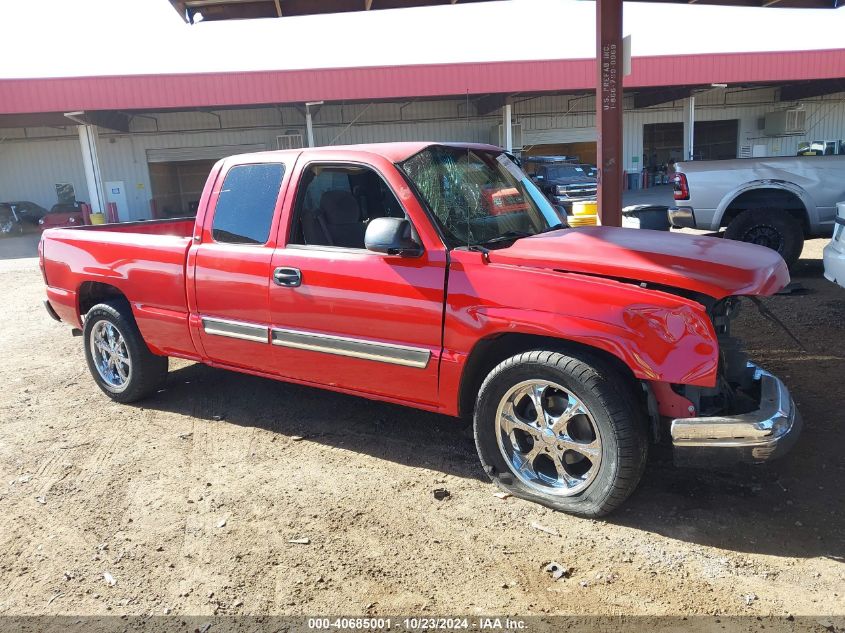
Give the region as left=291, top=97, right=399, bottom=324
left=596, top=0, right=623, bottom=227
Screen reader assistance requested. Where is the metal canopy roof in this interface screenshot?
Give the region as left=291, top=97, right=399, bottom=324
left=3, top=47, right=844, bottom=121
left=169, top=0, right=496, bottom=22
left=169, top=0, right=840, bottom=22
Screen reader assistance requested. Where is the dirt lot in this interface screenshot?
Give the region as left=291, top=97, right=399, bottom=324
left=0, top=233, right=843, bottom=618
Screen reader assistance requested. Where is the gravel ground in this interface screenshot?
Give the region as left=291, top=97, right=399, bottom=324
left=0, top=232, right=842, bottom=618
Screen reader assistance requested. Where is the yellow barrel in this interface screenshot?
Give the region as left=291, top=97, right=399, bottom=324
left=89, top=212, right=106, bottom=225
left=567, top=214, right=598, bottom=227
left=572, top=200, right=598, bottom=217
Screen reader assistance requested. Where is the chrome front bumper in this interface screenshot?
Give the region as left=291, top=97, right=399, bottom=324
left=670, top=364, right=801, bottom=467
left=551, top=195, right=596, bottom=209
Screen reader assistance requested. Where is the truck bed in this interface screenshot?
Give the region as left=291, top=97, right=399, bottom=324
left=41, top=218, right=197, bottom=357
left=74, top=217, right=195, bottom=237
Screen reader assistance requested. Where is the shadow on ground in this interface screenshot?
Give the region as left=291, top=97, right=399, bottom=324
left=139, top=361, right=484, bottom=482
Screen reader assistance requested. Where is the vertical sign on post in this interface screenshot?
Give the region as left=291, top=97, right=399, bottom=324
left=596, top=0, right=623, bottom=227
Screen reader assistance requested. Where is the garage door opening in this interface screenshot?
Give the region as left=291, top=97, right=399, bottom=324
left=149, top=160, right=216, bottom=218
left=146, top=143, right=268, bottom=218
left=643, top=119, right=739, bottom=168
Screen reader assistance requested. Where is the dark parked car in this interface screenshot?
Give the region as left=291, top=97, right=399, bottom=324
left=5, top=201, right=48, bottom=226
left=523, top=156, right=597, bottom=212
left=0, top=203, right=24, bottom=236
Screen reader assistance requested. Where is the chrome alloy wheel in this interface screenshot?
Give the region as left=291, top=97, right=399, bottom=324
left=495, top=380, right=602, bottom=496
left=90, top=320, right=131, bottom=390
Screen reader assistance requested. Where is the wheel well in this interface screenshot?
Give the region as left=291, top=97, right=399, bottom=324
left=78, top=282, right=129, bottom=318
left=721, top=188, right=808, bottom=232
left=457, top=333, right=641, bottom=420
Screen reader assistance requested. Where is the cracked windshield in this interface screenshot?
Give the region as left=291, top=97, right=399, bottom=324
left=400, top=145, right=561, bottom=248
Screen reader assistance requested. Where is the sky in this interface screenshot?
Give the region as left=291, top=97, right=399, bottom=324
left=1, top=0, right=844, bottom=79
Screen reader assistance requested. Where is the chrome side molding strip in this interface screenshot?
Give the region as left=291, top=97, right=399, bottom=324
left=271, top=327, right=430, bottom=369
left=200, top=316, right=430, bottom=368
left=201, top=317, right=269, bottom=344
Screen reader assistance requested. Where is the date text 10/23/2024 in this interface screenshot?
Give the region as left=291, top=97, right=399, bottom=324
left=307, top=618, right=528, bottom=631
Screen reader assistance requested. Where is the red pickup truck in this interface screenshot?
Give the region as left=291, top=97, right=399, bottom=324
left=40, top=142, right=801, bottom=517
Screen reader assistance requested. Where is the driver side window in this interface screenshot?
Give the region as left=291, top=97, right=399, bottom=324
left=289, top=164, right=406, bottom=249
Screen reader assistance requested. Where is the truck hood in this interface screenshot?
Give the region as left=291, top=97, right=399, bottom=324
left=490, top=226, right=789, bottom=299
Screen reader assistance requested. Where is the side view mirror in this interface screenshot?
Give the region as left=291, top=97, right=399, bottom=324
left=365, top=217, right=423, bottom=257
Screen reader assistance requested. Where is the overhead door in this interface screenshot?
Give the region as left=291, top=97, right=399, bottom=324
left=146, top=143, right=267, bottom=163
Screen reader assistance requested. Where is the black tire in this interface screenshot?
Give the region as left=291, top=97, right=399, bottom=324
left=473, top=350, right=648, bottom=517
left=724, top=209, right=804, bottom=269
left=83, top=300, right=168, bottom=403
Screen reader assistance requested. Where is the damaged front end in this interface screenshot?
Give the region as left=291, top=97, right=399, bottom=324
left=653, top=297, right=802, bottom=468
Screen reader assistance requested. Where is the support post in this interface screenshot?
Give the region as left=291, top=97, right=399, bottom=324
left=596, top=0, right=623, bottom=227
left=77, top=124, right=105, bottom=214
left=305, top=105, right=315, bottom=148
left=683, top=95, right=696, bottom=160
left=503, top=103, right=513, bottom=152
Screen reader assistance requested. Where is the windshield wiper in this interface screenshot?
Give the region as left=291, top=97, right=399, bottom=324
left=477, top=230, right=534, bottom=246
left=475, top=224, right=566, bottom=248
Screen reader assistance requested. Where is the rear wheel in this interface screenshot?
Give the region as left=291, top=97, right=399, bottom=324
left=473, top=350, right=648, bottom=517
left=83, top=301, right=168, bottom=403
left=724, top=209, right=804, bottom=269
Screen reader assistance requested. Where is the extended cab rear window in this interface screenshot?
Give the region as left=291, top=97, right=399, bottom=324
left=212, top=163, right=284, bottom=244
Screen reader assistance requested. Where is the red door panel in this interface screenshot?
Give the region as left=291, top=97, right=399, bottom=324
left=268, top=246, right=447, bottom=406
left=193, top=242, right=273, bottom=369
left=189, top=156, right=294, bottom=372
left=267, top=151, right=448, bottom=408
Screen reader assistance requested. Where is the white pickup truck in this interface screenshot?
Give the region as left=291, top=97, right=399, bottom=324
left=823, top=202, right=845, bottom=289
left=668, top=155, right=845, bottom=267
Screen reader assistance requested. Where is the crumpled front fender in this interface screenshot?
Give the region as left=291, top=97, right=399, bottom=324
left=445, top=263, right=721, bottom=391
left=620, top=303, right=719, bottom=386
left=465, top=303, right=719, bottom=387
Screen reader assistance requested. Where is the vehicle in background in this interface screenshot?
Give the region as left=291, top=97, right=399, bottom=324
left=2, top=201, right=48, bottom=226
left=579, top=164, right=599, bottom=179
left=797, top=140, right=845, bottom=156
left=40, top=142, right=801, bottom=518
left=823, top=202, right=845, bottom=290
left=0, top=203, right=24, bottom=236
left=38, top=202, right=86, bottom=231
left=669, top=155, right=845, bottom=268
left=522, top=156, right=597, bottom=214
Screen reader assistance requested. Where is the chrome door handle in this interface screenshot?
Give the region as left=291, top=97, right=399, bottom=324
left=272, top=267, right=301, bottom=287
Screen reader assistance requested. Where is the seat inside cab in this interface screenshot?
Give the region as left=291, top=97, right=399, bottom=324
left=292, top=164, right=405, bottom=249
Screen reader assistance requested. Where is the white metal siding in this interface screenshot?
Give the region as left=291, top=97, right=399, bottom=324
left=0, top=138, right=89, bottom=211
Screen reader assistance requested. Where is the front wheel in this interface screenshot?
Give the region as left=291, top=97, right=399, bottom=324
left=83, top=301, right=168, bottom=403
left=473, top=350, right=648, bottom=517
